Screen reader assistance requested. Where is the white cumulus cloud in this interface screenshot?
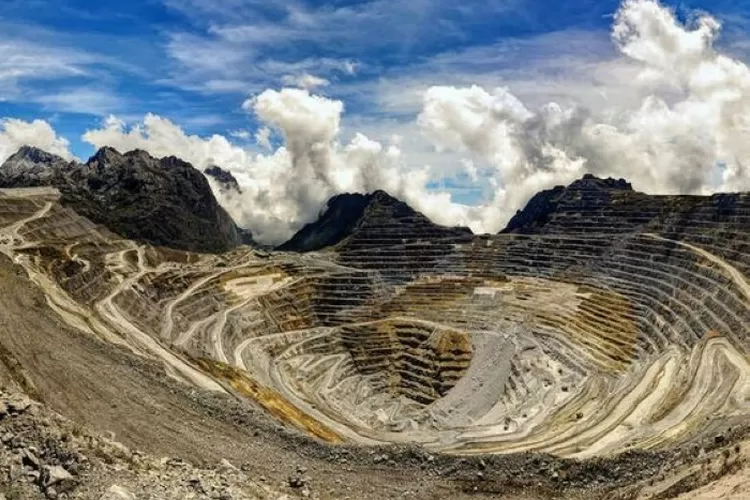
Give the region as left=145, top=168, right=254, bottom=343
left=0, top=118, right=75, bottom=165
left=254, top=127, right=272, bottom=150
left=229, top=129, right=251, bottom=141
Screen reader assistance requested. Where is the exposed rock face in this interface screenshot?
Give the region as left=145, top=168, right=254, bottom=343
left=502, top=174, right=634, bottom=234
left=502, top=173, right=747, bottom=237
left=204, top=165, right=242, bottom=193
left=203, top=165, right=256, bottom=246
left=0, top=146, right=72, bottom=185
left=0, top=146, right=245, bottom=253
left=278, top=190, right=472, bottom=252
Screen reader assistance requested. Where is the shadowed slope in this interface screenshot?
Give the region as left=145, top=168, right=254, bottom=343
left=0, top=146, right=245, bottom=253
left=502, top=173, right=749, bottom=237
left=278, top=190, right=473, bottom=252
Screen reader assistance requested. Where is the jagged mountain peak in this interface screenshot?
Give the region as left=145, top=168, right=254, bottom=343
left=124, top=148, right=153, bottom=159
left=9, top=145, right=67, bottom=164
left=1, top=145, right=72, bottom=185
left=87, top=146, right=124, bottom=165
left=278, top=189, right=472, bottom=252
left=0, top=145, right=247, bottom=253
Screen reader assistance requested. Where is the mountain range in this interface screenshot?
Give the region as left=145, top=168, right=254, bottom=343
left=3, top=146, right=749, bottom=256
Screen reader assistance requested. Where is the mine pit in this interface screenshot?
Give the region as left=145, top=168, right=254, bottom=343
left=4, top=185, right=748, bottom=461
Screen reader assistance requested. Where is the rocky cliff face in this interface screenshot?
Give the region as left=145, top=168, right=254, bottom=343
left=278, top=190, right=472, bottom=252
left=502, top=173, right=749, bottom=236
left=203, top=165, right=257, bottom=246
left=502, top=174, right=634, bottom=234
left=0, top=146, right=246, bottom=253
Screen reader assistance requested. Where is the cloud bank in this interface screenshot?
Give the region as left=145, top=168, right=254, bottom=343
left=6, top=0, right=750, bottom=247
left=0, top=119, right=74, bottom=164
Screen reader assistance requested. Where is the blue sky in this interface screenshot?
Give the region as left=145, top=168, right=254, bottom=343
left=3, top=0, right=750, bottom=219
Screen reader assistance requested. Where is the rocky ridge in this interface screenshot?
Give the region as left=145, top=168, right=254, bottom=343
left=204, top=166, right=242, bottom=194
left=501, top=173, right=747, bottom=236
left=0, top=146, right=245, bottom=253
left=278, top=190, right=472, bottom=252
left=502, top=174, right=635, bottom=234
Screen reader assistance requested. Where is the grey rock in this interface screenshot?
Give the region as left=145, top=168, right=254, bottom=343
left=6, top=394, right=32, bottom=414
left=219, top=458, right=238, bottom=472
left=42, top=465, right=76, bottom=491
left=0, top=146, right=249, bottom=253
left=288, top=474, right=307, bottom=488
left=22, top=449, right=40, bottom=469
left=204, top=166, right=241, bottom=194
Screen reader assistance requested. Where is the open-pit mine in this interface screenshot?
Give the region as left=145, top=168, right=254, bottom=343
left=0, top=149, right=749, bottom=499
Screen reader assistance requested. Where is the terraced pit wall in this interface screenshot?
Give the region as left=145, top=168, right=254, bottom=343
left=1, top=185, right=749, bottom=459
